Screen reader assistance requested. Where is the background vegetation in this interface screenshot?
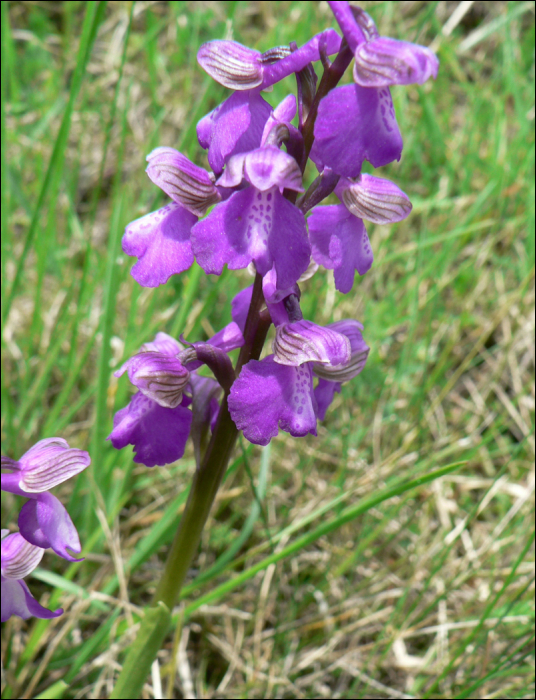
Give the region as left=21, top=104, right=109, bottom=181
left=1, top=1, right=534, bottom=698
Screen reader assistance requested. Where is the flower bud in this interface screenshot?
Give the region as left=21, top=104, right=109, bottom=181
left=273, top=320, right=350, bottom=367
left=115, top=352, right=190, bottom=409
left=353, top=37, right=439, bottom=88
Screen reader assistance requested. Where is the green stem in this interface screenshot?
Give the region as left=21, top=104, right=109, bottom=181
left=111, top=273, right=269, bottom=699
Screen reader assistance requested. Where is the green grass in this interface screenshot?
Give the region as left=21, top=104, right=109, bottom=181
left=1, top=1, right=534, bottom=698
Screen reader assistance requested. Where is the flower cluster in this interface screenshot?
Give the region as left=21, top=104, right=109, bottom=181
left=1, top=439, right=90, bottom=621
left=112, top=1, right=437, bottom=466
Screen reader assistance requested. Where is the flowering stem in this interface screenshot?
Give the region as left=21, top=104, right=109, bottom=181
left=153, top=273, right=267, bottom=608
left=111, top=275, right=269, bottom=698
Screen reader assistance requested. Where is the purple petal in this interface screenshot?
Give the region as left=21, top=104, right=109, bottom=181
left=312, top=83, right=402, bottom=177
left=197, top=41, right=262, bottom=90
left=115, top=352, right=190, bottom=409
left=353, top=37, right=439, bottom=87
left=208, top=321, right=245, bottom=353
left=108, top=392, right=192, bottom=467
left=260, top=29, right=342, bottom=88
left=337, top=173, right=412, bottom=224
left=261, top=266, right=299, bottom=305
left=18, top=492, right=82, bottom=562
left=146, top=148, right=221, bottom=216
left=314, top=378, right=341, bottom=421
left=273, top=320, right=350, bottom=367
left=314, top=320, right=369, bottom=382
left=1, top=532, right=44, bottom=579
left=2, top=439, right=90, bottom=495
left=217, top=147, right=303, bottom=193
left=123, top=203, right=197, bottom=288
left=1, top=577, right=63, bottom=622
left=308, top=204, right=373, bottom=293
left=231, top=286, right=253, bottom=334
left=199, top=91, right=273, bottom=174
left=327, top=1, right=365, bottom=52
left=229, top=357, right=317, bottom=445
left=260, top=95, right=297, bottom=146
left=140, top=332, right=183, bottom=356
left=191, top=187, right=310, bottom=289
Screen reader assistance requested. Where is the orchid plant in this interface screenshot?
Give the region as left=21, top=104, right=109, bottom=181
left=1, top=2, right=438, bottom=696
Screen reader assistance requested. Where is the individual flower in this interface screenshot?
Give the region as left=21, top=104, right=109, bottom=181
left=1, top=439, right=90, bottom=562
left=314, top=1, right=438, bottom=178
left=109, top=323, right=244, bottom=467
left=191, top=146, right=310, bottom=290
left=327, top=1, right=439, bottom=88
left=308, top=174, right=411, bottom=293
left=123, top=148, right=223, bottom=288
left=1, top=531, right=62, bottom=622
left=229, top=312, right=356, bottom=445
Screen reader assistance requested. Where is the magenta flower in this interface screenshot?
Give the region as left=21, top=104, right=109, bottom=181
left=229, top=314, right=362, bottom=445
left=1, top=531, right=62, bottom=622
left=1, top=439, right=90, bottom=562
left=109, top=323, right=244, bottom=467
left=191, top=146, right=310, bottom=290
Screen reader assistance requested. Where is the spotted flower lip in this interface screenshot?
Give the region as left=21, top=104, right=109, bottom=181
left=197, top=30, right=341, bottom=91
left=146, top=148, right=221, bottom=217
left=228, top=357, right=318, bottom=446
left=336, top=173, right=412, bottom=224
left=308, top=204, right=373, bottom=294
left=312, top=83, right=403, bottom=178
left=273, top=320, right=351, bottom=367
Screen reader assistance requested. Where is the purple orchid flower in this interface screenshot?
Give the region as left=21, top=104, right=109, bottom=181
left=1, top=439, right=90, bottom=562
left=313, top=1, right=438, bottom=178
left=308, top=173, right=411, bottom=294
left=197, top=90, right=273, bottom=175
left=191, top=146, right=310, bottom=290
left=1, top=531, right=63, bottom=622
left=229, top=304, right=365, bottom=445
left=109, top=322, right=244, bottom=467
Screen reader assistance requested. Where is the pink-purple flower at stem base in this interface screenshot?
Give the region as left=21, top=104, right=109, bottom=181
left=1, top=531, right=63, bottom=622
left=109, top=323, right=245, bottom=467
left=1, top=438, right=90, bottom=562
